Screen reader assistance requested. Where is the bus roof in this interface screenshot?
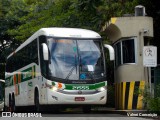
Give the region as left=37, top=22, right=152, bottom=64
left=37, top=28, right=101, bottom=38
left=7, top=28, right=101, bottom=59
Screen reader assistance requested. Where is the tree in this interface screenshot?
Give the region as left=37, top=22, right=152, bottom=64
left=0, top=0, right=30, bottom=52
left=0, top=0, right=30, bottom=79
left=0, top=0, right=154, bottom=79
left=6, top=0, right=138, bottom=42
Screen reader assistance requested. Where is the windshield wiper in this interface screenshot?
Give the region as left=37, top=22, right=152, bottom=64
left=65, top=66, right=76, bottom=80
left=79, top=56, right=82, bottom=72
left=65, top=55, right=77, bottom=80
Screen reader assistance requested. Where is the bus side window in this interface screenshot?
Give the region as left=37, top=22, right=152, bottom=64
left=39, top=36, right=48, bottom=78
left=29, top=39, right=38, bottom=65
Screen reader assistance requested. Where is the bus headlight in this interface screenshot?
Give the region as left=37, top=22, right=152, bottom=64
left=97, top=86, right=107, bottom=92
left=46, top=82, right=64, bottom=91
left=51, top=86, right=58, bottom=91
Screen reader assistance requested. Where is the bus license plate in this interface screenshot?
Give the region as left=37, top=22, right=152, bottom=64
left=75, top=97, right=85, bottom=101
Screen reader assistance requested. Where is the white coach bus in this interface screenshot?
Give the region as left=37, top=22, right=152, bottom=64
left=0, top=79, right=5, bottom=111
left=5, top=28, right=114, bottom=113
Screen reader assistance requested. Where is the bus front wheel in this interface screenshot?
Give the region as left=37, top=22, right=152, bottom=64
left=34, top=90, right=40, bottom=112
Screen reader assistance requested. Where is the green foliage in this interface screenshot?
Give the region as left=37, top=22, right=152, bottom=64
left=142, top=84, right=160, bottom=113
left=5, top=0, right=138, bottom=43
left=0, top=0, right=30, bottom=52
left=148, top=97, right=160, bottom=113
left=0, top=0, right=150, bottom=79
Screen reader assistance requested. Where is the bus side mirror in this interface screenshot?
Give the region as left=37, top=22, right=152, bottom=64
left=41, top=43, right=49, bottom=61
left=104, top=44, right=115, bottom=61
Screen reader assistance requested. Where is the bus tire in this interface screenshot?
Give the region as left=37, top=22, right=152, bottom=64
left=9, top=94, right=12, bottom=112
left=82, top=105, right=91, bottom=113
left=34, top=89, right=40, bottom=112
left=12, top=94, right=16, bottom=112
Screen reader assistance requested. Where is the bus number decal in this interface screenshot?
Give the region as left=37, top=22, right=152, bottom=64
left=72, top=86, right=89, bottom=90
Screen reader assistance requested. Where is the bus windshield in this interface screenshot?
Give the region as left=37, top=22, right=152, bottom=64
left=48, top=38, right=105, bottom=80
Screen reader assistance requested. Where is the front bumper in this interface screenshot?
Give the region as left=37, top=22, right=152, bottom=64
left=47, top=89, right=107, bottom=105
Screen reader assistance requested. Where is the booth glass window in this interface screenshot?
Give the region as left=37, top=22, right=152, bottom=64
left=114, top=38, right=136, bottom=67
left=122, top=40, right=135, bottom=63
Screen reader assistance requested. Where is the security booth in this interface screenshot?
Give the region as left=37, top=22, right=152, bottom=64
left=103, top=16, right=153, bottom=110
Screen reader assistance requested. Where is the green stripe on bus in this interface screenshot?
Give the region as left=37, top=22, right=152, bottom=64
left=95, top=82, right=106, bottom=88
left=64, top=81, right=106, bottom=90
left=5, top=65, right=36, bottom=87
left=21, top=67, right=33, bottom=82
